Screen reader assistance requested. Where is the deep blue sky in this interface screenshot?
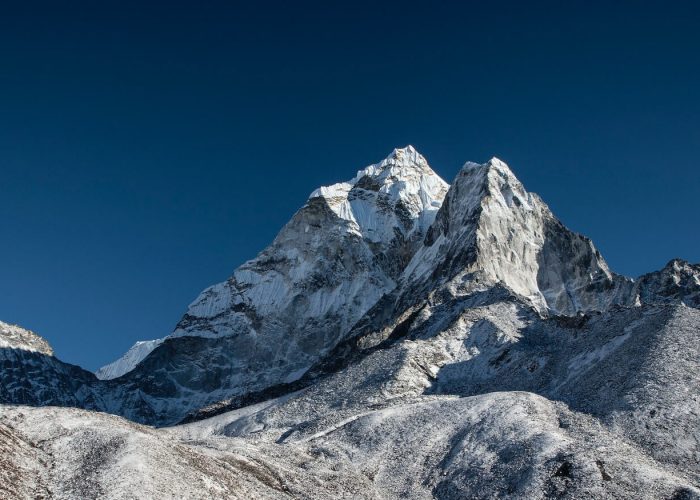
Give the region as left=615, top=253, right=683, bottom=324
left=1, top=1, right=698, bottom=371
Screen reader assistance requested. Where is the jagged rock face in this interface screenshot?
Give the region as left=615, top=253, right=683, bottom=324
left=633, top=259, right=700, bottom=307
left=404, top=158, right=633, bottom=316
left=210, top=286, right=700, bottom=486
left=98, top=147, right=448, bottom=382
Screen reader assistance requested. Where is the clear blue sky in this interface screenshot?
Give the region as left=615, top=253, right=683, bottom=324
left=1, top=1, right=698, bottom=370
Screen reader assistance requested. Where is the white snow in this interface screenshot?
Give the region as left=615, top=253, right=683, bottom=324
left=95, top=338, right=164, bottom=380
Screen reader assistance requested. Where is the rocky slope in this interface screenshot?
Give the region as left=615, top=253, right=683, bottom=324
left=1, top=147, right=699, bottom=498
left=3, top=388, right=698, bottom=500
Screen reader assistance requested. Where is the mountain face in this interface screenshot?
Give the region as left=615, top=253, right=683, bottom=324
left=174, top=146, right=447, bottom=347
left=2, top=147, right=699, bottom=499
left=400, top=157, right=633, bottom=316
left=93, top=146, right=449, bottom=424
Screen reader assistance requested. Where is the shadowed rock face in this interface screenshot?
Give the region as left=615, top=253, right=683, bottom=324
left=0, top=321, right=102, bottom=410
left=0, top=347, right=99, bottom=409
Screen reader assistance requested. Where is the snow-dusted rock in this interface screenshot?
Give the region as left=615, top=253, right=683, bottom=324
left=0, top=320, right=53, bottom=355
left=0, top=419, right=50, bottom=499
left=632, top=258, right=700, bottom=308
left=3, top=389, right=698, bottom=500
left=95, top=339, right=163, bottom=380
left=402, top=157, right=633, bottom=316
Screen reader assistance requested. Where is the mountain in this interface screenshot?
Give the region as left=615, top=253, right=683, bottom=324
left=1, top=147, right=699, bottom=499
left=401, top=157, right=634, bottom=315
left=175, top=145, right=447, bottom=342
left=96, top=146, right=448, bottom=424
left=94, top=339, right=163, bottom=380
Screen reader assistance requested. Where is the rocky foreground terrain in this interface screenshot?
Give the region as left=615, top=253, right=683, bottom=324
left=1, top=147, right=699, bottom=499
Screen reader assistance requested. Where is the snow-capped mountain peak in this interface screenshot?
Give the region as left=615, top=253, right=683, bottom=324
left=178, top=146, right=447, bottom=334
left=93, top=148, right=449, bottom=420
left=309, top=145, right=448, bottom=239
left=311, top=145, right=431, bottom=198
left=403, top=157, right=629, bottom=316
left=96, top=146, right=447, bottom=384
